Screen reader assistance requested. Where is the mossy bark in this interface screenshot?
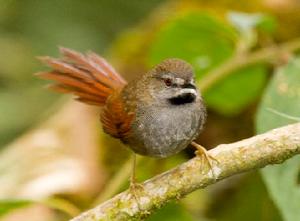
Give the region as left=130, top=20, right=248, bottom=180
left=71, top=122, right=300, bottom=221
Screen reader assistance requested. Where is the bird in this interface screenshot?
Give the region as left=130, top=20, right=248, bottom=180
left=37, top=47, right=215, bottom=195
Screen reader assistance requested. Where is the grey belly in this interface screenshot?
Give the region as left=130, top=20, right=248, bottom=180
left=128, top=106, right=201, bottom=158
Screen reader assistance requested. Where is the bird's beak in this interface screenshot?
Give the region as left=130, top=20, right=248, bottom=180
left=177, top=88, right=197, bottom=97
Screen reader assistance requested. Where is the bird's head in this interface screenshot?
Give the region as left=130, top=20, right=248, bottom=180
left=146, top=58, right=199, bottom=106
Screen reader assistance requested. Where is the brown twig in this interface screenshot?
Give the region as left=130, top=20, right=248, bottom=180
left=198, top=38, right=300, bottom=91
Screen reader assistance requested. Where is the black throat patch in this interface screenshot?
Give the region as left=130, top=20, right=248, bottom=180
left=168, top=93, right=196, bottom=105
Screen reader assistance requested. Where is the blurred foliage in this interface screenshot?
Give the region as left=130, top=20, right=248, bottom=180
left=148, top=12, right=269, bottom=115
left=1, top=0, right=300, bottom=220
left=256, top=58, right=300, bottom=221
left=0, top=199, right=31, bottom=217
left=211, top=173, right=282, bottom=221
left=148, top=13, right=237, bottom=74
left=147, top=203, right=198, bottom=221
left=228, top=11, right=277, bottom=34
left=0, top=0, right=162, bottom=147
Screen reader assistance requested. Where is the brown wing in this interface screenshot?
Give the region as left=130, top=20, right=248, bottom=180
left=100, top=93, right=134, bottom=140
left=37, top=47, right=132, bottom=139
left=37, top=47, right=127, bottom=106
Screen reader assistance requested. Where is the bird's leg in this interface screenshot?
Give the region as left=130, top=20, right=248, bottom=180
left=128, top=154, right=151, bottom=215
left=129, top=153, right=142, bottom=188
left=129, top=154, right=144, bottom=206
left=191, top=141, right=219, bottom=178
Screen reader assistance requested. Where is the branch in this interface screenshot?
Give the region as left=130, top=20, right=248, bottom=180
left=198, top=38, right=300, bottom=91
left=70, top=122, right=300, bottom=221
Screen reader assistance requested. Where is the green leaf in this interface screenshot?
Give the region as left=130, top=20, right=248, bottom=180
left=256, top=14, right=277, bottom=34
left=0, top=199, right=32, bottom=217
left=147, top=203, right=197, bottom=221
left=213, top=172, right=282, bottom=221
left=148, top=12, right=268, bottom=115
left=227, top=12, right=277, bottom=51
left=228, top=12, right=277, bottom=34
left=149, top=12, right=237, bottom=79
left=204, top=64, right=268, bottom=115
left=0, top=197, right=80, bottom=218
left=256, top=57, right=300, bottom=221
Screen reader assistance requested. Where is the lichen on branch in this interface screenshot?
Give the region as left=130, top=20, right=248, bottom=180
left=70, top=122, right=300, bottom=221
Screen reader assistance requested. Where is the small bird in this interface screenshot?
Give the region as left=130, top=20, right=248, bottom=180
left=37, top=48, right=214, bottom=191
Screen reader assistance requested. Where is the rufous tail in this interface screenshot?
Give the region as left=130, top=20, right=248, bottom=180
left=37, top=47, right=127, bottom=106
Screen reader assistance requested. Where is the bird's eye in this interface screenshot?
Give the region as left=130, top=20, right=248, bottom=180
left=163, top=78, right=172, bottom=87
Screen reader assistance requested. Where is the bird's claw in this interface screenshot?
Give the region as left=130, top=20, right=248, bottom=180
left=191, top=141, right=219, bottom=179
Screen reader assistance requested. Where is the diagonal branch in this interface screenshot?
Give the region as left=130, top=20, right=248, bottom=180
left=70, top=122, right=300, bottom=221
left=198, top=38, right=300, bottom=91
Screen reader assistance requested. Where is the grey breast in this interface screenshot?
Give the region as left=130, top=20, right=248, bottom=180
left=129, top=103, right=203, bottom=158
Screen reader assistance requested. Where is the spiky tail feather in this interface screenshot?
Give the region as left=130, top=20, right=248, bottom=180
left=37, top=47, right=127, bottom=106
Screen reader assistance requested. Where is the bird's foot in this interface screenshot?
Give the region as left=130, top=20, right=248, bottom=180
left=128, top=180, right=150, bottom=215
left=191, top=141, right=219, bottom=179
left=129, top=179, right=144, bottom=196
